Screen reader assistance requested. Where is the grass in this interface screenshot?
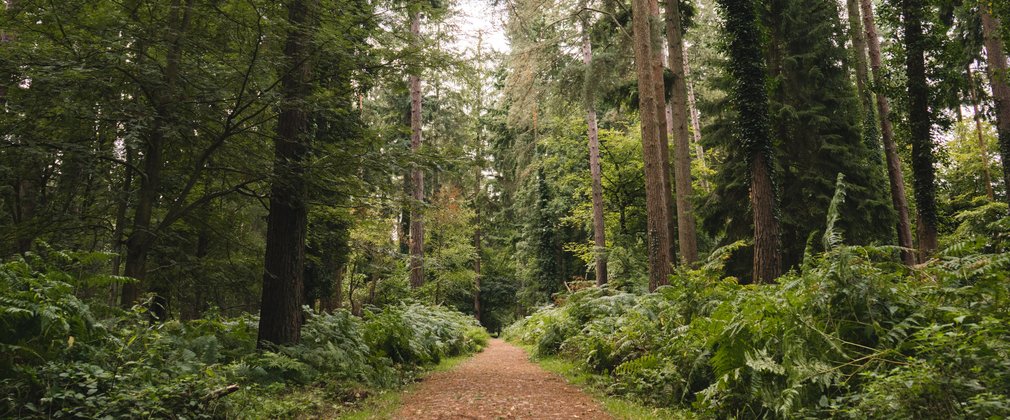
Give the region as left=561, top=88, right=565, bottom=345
left=335, top=353, right=474, bottom=420
left=516, top=344, right=696, bottom=420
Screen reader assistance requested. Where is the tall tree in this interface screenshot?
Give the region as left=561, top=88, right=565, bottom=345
left=580, top=18, right=608, bottom=285
left=966, top=65, right=996, bottom=200
left=409, top=7, right=426, bottom=288
left=979, top=6, right=1010, bottom=208
left=632, top=0, right=673, bottom=290
left=859, top=0, right=915, bottom=265
left=716, top=0, right=780, bottom=283
left=845, top=0, right=879, bottom=153
left=665, top=0, right=699, bottom=264
left=258, top=0, right=319, bottom=347
left=902, top=0, right=939, bottom=255
left=650, top=0, right=677, bottom=266
left=121, top=0, right=194, bottom=312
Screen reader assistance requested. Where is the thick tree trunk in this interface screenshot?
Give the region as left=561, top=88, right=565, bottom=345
left=664, top=0, right=699, bottom=265
left=967, top=65, right=996, bottom=200
left=257, top=0, right=317, bottom=347
left=859, top=0, right=916, bottom=265
left=980, top=9, right=1010, bottom=208
left=581, top=21, right=608, bottom=286
left=716, top=0, right=780, bottom=283
left=632, top=0, right=673, bottom=291
left=408, top=10, right=426, bottom=289
left=902, top=0, right=939, bottom=256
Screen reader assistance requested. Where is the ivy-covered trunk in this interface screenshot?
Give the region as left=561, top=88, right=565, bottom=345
left=716, top=0, right=781, bottom=283
left=902, top=0, right=938, bottom=256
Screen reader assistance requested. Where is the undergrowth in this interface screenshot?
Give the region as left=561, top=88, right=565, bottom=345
left=505, top=180, right=1010, bottom=419
left=0, top=251, right=489, bottom=419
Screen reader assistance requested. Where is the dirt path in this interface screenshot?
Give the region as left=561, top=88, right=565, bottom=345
left=394, top=339, right=612, bottom=419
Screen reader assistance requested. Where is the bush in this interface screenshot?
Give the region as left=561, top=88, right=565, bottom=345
left=505, top=205, right=1010, bottom=418
left=0, top=253, right=488, bottom=419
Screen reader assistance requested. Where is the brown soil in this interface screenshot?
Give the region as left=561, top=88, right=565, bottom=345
left=394, top=339, right=612, bottom=419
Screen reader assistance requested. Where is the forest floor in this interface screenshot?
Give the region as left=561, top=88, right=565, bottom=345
left=393, top=339, right=612, bottom=419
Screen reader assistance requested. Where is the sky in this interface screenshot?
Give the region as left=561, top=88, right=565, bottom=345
left=448, top=0, right=510, bottom=56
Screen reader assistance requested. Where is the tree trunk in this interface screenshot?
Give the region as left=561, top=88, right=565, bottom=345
left=664, top=0, right=699, bottom=265
left=632, top=0, right=673, bottom=291
left=122, top=0, right=193, bottom=310
left=684, top=54, right=710, bottom=192
left=859, top=0, right=916, bottom=265
left=408, top=10, right=426, bottom=289
left=902, top=0, right=939, bottom=256
left=845, top=0, right=878, bottom=153
left=473, top=31, right=485, bottom=320
left=581, top=21, right=608, bottom=286
left=650, top=0, right=677, bottom=270
left=716, top=0, right=780, bottom=283
left=110, top=146, right=135, bottom=305
left=967, top=65, right=996, bottom=200
left=257, top=0, right=317, bottom=347
left=980, top=9, right=1010, bottom=208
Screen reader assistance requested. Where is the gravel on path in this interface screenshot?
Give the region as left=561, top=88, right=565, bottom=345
left=393, top=339, right=612, bottom=419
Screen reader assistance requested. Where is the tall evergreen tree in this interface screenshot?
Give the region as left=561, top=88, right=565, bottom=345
left=764, top=0, right=893, bottom=269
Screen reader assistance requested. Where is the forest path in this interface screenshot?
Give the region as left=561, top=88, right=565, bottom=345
left=394, top=339, right=612, bottom=419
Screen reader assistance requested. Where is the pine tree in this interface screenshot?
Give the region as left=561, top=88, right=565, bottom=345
left=764, top=0, right=894, bottom=269
left=632, top=0, right=673, bottom=290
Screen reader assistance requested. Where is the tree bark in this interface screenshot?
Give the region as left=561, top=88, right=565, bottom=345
left=980, top=8, right=1010, bottom=208
left=684, top=54, right=710, bottom=192
left=845, top=0, right=878, bottom=153
left=859, top=0, right=916, bottom=265
left=632, top=0, right=672, bottom=291
left=716, top=0, right=781, bottom=283
left=257, top=0, right=317, bottom=347
left=967, top=65, right=996, bottom=200
left=664, top=0, right=699, bottom=265
left=474, top=31, right=485, bottom=320
left=902, top=0, right=939, bottom=256
left=581, top=20, right=608, bottom=286
left=122, top=0, right=193, bottom=310
left=408, top=9, right=426, bottom=289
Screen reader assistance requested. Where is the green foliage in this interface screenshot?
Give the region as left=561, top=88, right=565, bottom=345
left=506, top=205, right=1010, bottom=418
left=0, top=255, right=487, bottom=418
